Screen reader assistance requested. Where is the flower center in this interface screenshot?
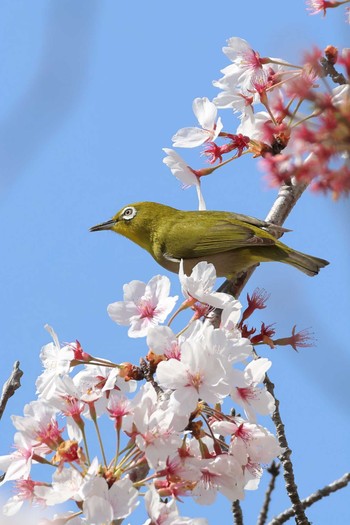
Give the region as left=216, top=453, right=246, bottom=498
left=137, top=301, right=156, bottom=319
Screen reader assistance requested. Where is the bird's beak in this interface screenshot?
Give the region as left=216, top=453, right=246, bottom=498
left=89, top=218, right=117, bottom=232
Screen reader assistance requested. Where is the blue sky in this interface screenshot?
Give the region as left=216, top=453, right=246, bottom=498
left=0, top=1, right=349, bottom=523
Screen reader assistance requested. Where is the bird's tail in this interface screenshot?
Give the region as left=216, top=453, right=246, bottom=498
left=285, top=249, right=329, bottom=276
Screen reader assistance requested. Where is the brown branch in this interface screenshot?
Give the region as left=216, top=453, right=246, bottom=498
left=257, top=462, right=281, bottom=525
left=0, top=361, right=23, bottom=421
left=268, top=472, right=350, bottom=525
left=232, top=499, right=244, bottom=525
left=320, top=56, right=347, bottom=86
left=264, top=374, right=310, bottom=525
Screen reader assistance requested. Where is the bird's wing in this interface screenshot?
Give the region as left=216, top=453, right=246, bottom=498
left=164, top=217, right=276, bottom=259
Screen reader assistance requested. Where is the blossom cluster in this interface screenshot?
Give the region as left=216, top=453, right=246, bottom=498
left=163, top=37, right=350, bottom=209
left=0, top=262, right=288, bottom=525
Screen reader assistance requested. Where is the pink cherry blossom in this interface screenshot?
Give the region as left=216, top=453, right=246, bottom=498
left=156, top=337, right=230, bottom=416
left=306, top=0, right=342, bottom=16
left=108, top=275, right=178, bottom=337
left=230, top=358, right=275, bottom=422
left=190, top=454, right=245, bottom=504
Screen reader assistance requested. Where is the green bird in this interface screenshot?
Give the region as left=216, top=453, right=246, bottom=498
left=90, top=201, right=329, bottom=278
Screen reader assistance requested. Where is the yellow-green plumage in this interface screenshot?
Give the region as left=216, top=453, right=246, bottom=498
left=90, top=201, right=329, bottom=278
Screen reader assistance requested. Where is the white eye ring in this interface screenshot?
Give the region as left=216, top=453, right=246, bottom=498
left=122, top=206, right=137, bottom=220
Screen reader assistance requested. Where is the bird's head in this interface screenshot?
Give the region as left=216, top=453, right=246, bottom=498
left=89, top=201, right=169, bottom=251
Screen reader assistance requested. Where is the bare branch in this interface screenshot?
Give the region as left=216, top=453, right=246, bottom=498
left=257, top=462, right=281, bottom=525
left=0, top=361, right=23, bottom=421
left=232, top=499, right=244, bottom=525
left=264, top=374, right=310, bottom=525
left=268, top=472, right=350, bottom=525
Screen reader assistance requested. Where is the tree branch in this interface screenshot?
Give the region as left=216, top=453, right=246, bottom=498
left=0, top=361, right=23, bottom=421
left=232, top=499, right=244, bottom=525
left=257, top=462, right=281, bottom=525
left=264, top=374, right=310, bottom=525
left=320, top=56, right=347, bottom=86
left=268, top=472, right=350, bottom=525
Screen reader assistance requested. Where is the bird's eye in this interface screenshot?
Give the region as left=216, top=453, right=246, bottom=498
left=122, top=206, right=137, bottom=221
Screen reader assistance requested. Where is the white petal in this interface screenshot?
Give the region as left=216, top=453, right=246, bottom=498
left=172, top=127, right=211, bottom=148
left=245, top=358, right=271, bottom=383
left=146, top=275, right=171, bottom=302
left=163, top=148, right=198, bottom=187
left=196, top=182, right=206, bottom=210
left=223, top=37, right=251, bottom=61
left=123, top=280, right=146, bottom=302
left=192, top=97, right=217, bottom=129
left=107, top=301, right=138, bottom=325
left=84, top=495, right=114, bottom=524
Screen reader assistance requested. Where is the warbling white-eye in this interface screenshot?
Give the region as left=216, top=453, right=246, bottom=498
left=90, top=202, right=329, bottom=278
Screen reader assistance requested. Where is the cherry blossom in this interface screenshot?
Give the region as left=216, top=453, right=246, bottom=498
left=147, top=325, right=181, bottom=359
left=190, top=454, right=245, bottom=504
left=213, top=37, right=284, bottom=112
left=11, top=400, right=61, bottom=448
left=106, top=390, right=133, bottom=431
left=124, top=383, right=185, bottom=469
left=306, top=0, right=344, bottom=16
left=143, top=484, right=209, bottom=525
left=108, top=275, right=178, bottom=337
left=172, top=97, right=223, bottom=148
left=82, top=477, right=139, bottom=522
left=0, top=432, right=38, bottom=486
left=179, top=260, right=233, bottom=309
left=163, top=148, right=207, bottom=210
left=3, top=479, right=46, bottom=517
left=36, top=325, right=75, bottom=399
left=211, top=417, right=281, bottom=467
left=156, top=336, right=230, bottom=416
left=34, top=468, right=83, bottom=506
left=230, top=358, right=275, bottom=422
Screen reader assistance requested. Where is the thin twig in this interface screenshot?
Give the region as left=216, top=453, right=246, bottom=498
left=264, top=374, right=310, bottom=525
left=257, top=462, right=281, bottom=525
left=268, top=472, right=350, bottom=525
left=0, top=361, right=23, bottom=421
left=232, top=499, right=244, bottom=525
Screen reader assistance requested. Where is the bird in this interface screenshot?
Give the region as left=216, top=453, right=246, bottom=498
left=89, top=201, right=329, bottom=278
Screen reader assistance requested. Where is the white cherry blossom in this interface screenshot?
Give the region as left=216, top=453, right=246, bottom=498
left=172, top=97, right=223, bottom=148
left=156, top=336, right=230, bottom=416
left=179, top=260, right=232, bottom=309
left=108, top=275, right=178, bottom=337
left=230, top=358, right=275, bottom=421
